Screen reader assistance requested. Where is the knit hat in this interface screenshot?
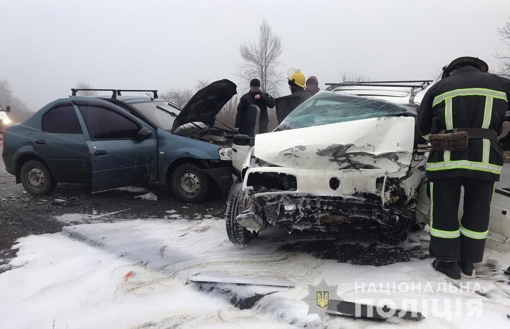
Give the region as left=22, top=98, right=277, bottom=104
left=250, top=79, right=261, bottom=87
left=306, top=76, right=319, bottom=85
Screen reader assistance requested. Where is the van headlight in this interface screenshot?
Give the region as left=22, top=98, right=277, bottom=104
left=2, top=117, right=11, bottom=125
left=219, top=147, right=232, bottom=161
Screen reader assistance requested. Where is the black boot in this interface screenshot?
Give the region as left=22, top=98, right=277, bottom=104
left=432, top=259, right=461, bottom=279
left=459, top=261, right=474, bottom=276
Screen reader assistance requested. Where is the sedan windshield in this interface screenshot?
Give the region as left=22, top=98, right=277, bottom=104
left=278, top=93, right=410, bottom=131
left=130, top=101, right=181, bottom=130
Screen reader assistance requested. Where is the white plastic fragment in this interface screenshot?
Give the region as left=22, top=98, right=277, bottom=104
left=135, top=192, right=158, bottom=201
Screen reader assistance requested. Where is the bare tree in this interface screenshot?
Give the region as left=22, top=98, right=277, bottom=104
left=237, top=19, right=284, bottom=95
left=161, top=80, right=210, bottom=108
left=496, top=19, right=510, bottom=77
left=0, top=79, right=33, bottom=122
left=74, top=82, right=98, bottom=96
left=215, top=95, right=239, bottom=130
left=339, top=70, right=371, bottom=82
left=161, top=88, right=194, bottom=108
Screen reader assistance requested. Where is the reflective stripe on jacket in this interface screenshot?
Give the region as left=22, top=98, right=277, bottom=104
left=417, top=66, right=510, bottom=181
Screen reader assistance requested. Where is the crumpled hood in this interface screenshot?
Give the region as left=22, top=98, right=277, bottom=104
left=254, top=117, right=415, bottom=175
left=171, top=79, right=237, bottom=132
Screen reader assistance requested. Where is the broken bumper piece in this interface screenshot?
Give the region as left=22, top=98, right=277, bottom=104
left=236, top=205, right=265, bottom=231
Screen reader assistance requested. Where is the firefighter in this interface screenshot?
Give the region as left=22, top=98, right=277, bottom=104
left=418, top=56, right=510, bottom=279
left=288, top=69, right=311, bottom=103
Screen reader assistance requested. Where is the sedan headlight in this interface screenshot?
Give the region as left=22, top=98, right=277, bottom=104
left=219, top=147, right=232, bottom=161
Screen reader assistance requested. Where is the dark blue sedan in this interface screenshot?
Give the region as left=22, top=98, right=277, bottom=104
left=1, top=80, right=237, bottom=202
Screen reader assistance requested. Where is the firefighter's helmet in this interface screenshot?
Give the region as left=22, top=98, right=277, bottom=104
left=287, top=68, right=306, bottom=88
left=442, top=56, right=489, bottom=79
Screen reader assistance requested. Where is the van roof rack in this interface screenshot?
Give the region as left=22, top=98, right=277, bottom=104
left=325, top=80, right=434, bottom=105
left=71, top=88, right=158, bottom=99
left=325, top=80, right=433, bottom=89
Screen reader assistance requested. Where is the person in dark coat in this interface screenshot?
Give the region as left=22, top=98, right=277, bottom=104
left=234, top=78, right=275, bottom=134
left=417, top=56, right=510, bottom=279
left=306, top=76, right=320, bottom=96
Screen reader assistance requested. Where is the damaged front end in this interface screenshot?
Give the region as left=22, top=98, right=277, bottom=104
left=235, top=115, right=427, bottom=243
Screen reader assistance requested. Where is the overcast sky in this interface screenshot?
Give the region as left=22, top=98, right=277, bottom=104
left=1, top=0, right=510, bottom=110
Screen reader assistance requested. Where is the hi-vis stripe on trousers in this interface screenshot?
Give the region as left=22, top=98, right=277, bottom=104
left=429, top=177, right=495, bottom=263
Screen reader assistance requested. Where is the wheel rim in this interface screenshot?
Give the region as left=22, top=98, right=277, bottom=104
left=26, top=167, right=45, bottom=190
left=178, top=171, right=202, bottom=198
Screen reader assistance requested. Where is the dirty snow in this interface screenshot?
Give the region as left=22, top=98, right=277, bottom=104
left=115, top=186, right=150, bottom=193
left=55, top=209, right=129, bottom=224
left=1, top=216, right=510, bottom=328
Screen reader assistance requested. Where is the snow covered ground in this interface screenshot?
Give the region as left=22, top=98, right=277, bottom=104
left=1, top=214, right=510, bottom=328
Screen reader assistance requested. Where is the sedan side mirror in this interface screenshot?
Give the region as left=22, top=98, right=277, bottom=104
left=233, top=134, right=254, bottom=146
left=5, top=106, right=10, bottom=113
left=137, top=127, right=153, bottom=140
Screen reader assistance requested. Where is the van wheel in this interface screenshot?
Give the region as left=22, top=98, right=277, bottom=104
left=226, top=182, right=258, bottom=245
left=171, top=164, right=209, bottom=203
left=20, top=160, right=57, bottom=196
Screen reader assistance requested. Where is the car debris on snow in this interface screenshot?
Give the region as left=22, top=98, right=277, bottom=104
left=134, top=192, right=158, bottom=201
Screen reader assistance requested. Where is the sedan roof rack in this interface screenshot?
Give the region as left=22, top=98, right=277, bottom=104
left=71, top=88, right=158, bottom=99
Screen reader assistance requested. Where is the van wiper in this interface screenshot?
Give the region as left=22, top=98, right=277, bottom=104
left=157, top=105, right=177, bottom=117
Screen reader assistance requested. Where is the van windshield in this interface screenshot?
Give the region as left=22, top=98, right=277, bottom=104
left=277, top=93, right=410, bottom=131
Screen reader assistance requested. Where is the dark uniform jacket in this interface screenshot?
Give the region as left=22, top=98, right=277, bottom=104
left=418, top=66, right=510, bottom=182
left=235, top=91, right=275, bottom=128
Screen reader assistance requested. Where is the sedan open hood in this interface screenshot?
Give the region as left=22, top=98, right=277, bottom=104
left=171, top=79, right=237, bottom=132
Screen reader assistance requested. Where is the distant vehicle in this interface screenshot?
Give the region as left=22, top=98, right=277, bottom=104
left=226, top=80, right=510, bottom=245
left=2, top=80, right=237, bottom=202
left=0, top=104, right=12, bottom=138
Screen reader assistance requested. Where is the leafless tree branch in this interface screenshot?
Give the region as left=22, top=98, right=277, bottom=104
left=496, top=19, right=510, bottom=77
left=236, top=19, right=284, bottom=96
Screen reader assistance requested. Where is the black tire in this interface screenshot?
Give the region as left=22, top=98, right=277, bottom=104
left=171, top=163, right=209, bottom=203
left=225, top=182, right=258, bottom=245
left=20, top=160, right=57, bottom=196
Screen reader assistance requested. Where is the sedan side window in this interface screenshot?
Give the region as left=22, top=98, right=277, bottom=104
left=42, top=105, right=83, bottom=134
left=79, top=105, right=140, bottom=140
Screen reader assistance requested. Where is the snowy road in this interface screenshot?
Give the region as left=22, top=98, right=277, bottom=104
left=1, top=216, right=510, bottom=328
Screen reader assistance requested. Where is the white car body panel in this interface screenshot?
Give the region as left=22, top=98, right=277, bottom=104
left=254, top=116, right=415, bottom=174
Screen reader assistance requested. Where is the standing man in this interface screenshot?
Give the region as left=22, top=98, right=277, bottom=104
left=418, top=56, right=510, bottom=279
left=306, top=76, right=320, bottom=96
left=288, top=69, right=311, bottom=103
left=235, top=78, right=275, bottom=134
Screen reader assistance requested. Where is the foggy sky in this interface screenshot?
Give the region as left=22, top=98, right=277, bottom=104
left=1, top=0, right=510, bottom=110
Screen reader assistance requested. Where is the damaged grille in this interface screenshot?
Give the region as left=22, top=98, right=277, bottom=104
left=257, top=194, right=415, bottom=237
left=246, top=172, right=297, bottom=191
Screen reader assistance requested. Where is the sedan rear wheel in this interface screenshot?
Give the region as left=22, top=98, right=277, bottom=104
left=20, top=160, right=57, bottom=196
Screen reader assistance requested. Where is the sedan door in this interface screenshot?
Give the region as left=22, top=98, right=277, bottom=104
left=29, top=102, right=91, bottom=182
left=75, top=102, right=157, bottom=193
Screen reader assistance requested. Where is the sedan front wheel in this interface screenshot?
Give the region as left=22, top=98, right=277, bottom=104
left=171, top=163, right=209, bottom=203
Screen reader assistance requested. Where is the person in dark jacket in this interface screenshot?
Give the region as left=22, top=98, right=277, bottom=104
left=235, top=78, right=275, bottom=134
left=306, top=76, right=320, bottom=96
left=418, top=56, right=510, bottom=279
